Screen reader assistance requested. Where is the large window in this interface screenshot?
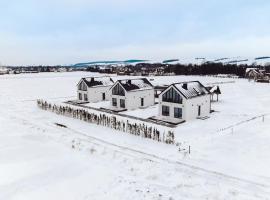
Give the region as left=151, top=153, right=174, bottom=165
left=84, top=94, right=88, bottom=101
left=112, top=98, right=117, bottom=106
left=120, top=99, right=125, bottom=108
left=112, top=83, right=125, bottom=96
left=162, top=105, right=170, bottom=116
left=162, top=88, right=182, bottom=104
left=78, top=93, right=82, bottom=100
left=78, top=81, right=87, bottom=91
left=174, top=107, right=182, bottom=118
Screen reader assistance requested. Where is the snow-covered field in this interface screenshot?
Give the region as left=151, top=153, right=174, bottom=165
left=0, top=72, right=270, bottom=200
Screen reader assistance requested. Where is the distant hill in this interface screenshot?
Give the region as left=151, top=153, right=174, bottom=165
left=73, top=59, right=148, bottom=67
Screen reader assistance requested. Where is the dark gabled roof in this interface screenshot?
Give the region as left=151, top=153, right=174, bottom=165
left=161, top=81, right=210, bottom=99
left=112, top=78, right=153, bottom=92
left=78, top=76, right=114, bottom=88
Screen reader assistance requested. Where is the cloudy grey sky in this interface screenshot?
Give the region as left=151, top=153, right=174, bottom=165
left=0, top=0, right=269, bottom=65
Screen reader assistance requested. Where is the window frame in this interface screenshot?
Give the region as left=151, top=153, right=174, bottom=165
left=174, top=107, right=182, bottom=118
left=120, top=99, right=125, bottom=108
left=112, top=98, right=117, bottom=106
left=112, top=83, right=125, bottom=96
left=162, top=87, right=182, bottom=104
left=84, top=94, right=88, bottom=101
left=162, top=105, right=170, bottom=116
left=78, top=81, right=87, bottom=91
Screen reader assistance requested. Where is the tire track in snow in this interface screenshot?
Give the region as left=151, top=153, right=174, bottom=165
left=2, top=111, right=270, bottom=196
left=62, top=125, right=270, bottom=189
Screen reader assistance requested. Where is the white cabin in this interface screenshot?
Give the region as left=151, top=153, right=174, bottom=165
left=77, top=76, right=114, bottom=103
left=158, top=81, right=211, bottom=122
left=109, top=78, right=155, bottom=110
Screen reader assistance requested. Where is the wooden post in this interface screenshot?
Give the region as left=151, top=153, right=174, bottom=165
left=188, top=146, right=191, bottom=154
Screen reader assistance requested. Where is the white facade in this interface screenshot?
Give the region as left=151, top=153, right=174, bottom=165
left=77, top=77, right=114, bottom=103
left=109, top=79, right=155, bottom=110
left=158, top=82, right=211, bottom=122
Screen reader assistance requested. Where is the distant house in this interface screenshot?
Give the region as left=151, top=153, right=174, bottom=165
left=0, top=67, right=8, bottom=75
left=206, top=85, right=221, bottom=102
left=158, top=81, right=211, bottom=122
left=77, top=76, right=114, bottom=102
left=246, top=68, right=270, bottom=82
left=109, top=78, right=155, bottom=110
left=245, top=68, right=264, bottom=80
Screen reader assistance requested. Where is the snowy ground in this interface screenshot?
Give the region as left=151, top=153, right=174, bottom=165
left=0, top=72, right=270, bottom=200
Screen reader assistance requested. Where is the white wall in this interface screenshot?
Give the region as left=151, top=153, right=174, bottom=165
left=110, top=89, right=155, bottom=110
left=126, top=89, right=155, bottom=110
left=87, top=86, right=111, bottom=102
left=184, top=95, right=211, bottom=120
left=77, top=86, right=111, bottom=103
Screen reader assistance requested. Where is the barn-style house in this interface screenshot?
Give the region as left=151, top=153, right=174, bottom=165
left=158, top=81, right=211, bottom=122
left=109, top=78, right=155, bottom=111
left=77, top=76, right=114, bottom=103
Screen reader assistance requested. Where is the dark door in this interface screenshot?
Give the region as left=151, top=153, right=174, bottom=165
left=141, top=98, right=144, bottom=106
left=102, top=93, right=105, bottom=100
left=198, top=105, right=201, bottom=116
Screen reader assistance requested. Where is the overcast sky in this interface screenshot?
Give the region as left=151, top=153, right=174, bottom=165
left=0, top=0, right=269, bottom=65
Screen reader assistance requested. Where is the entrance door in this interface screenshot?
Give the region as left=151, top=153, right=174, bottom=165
left=102, top=93, right=106, bottom=100
left=141, top=98, right=144, bottom=106
left=198, top=105, right=201, bottom=116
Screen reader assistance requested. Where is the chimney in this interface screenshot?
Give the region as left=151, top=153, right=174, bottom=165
left=91, top=77, right=94, bottom=82
left=182, top=83, right=188, bottom=90
left=127, top=80, right=131, bottom=84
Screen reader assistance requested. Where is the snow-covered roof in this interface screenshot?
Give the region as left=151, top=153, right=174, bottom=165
left=80, top=76, right=114, bottom=88
left=245, top=68, right=259, bottom=73
left=171, top=81, right=210, bottom=99
left=116, top=78, right=153, bottom=92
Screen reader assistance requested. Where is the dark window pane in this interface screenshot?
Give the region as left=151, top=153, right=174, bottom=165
left=120, top=99, right=125, bottom=108
left=112, top=98, right=117, bottom=106
left=162, top=105, right=170, bottom=116
left=174, top=107, right=182, bottom=118
left=162, top=87, right=182, bottom=103
left=112, top=84, right=125, bottom=96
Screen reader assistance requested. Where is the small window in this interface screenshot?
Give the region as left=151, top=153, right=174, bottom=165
left=78, top=93, right=82, bottom=100
left=174, top=107, right=182, bottom=118
left=162, top=105, right=170, bottom=116
left=112, top=98, right=117, bottom=106
left=141, top=98, right=144, bottom=106
left=120, top=99, right=125, bottom=108
left=84, top=94, right=88, bottom=101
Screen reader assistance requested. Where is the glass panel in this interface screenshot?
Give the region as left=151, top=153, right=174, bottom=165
left=174, top=107, right=182, bottom=118
left=79, top=81, right=87, bottom=91
left=84, top=94, right=88, bottom=101
left=162, top=105, right=170, bottom=116
left=120, top=99, right=125, bottom=108
left=112, top=98, right=117, bottom=106
left=112, top=83, right=125, bottom=96
left=162, top=87, right=182, bottom=103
